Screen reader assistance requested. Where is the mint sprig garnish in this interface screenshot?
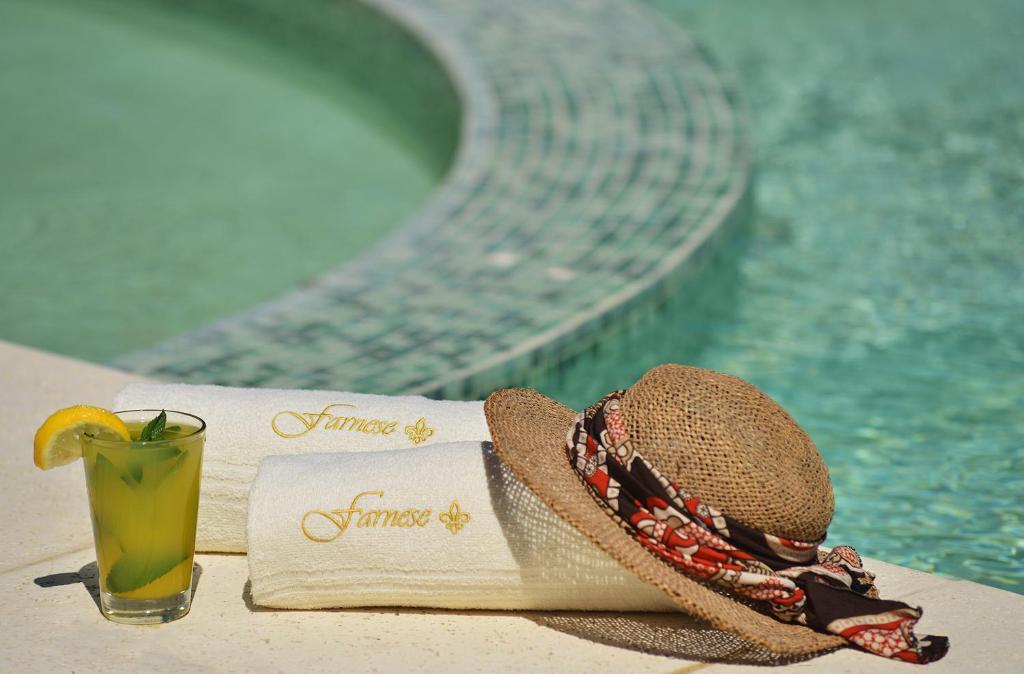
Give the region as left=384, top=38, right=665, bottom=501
left=139, top=410, right=167, bottom=441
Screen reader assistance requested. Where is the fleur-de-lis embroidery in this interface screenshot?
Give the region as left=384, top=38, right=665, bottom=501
left=404, top=417, right=434, bottom=445
left=439, top=499, right=470, bottom=534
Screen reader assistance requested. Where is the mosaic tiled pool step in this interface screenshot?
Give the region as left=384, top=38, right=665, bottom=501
left=112, top=0, right=753, bottom=398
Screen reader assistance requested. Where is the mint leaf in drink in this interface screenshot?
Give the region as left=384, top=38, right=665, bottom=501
left=139, top=410, right=167, bottom=441
left=106, top=550, right=189, bottom=594
left=124, top=446, right=180, bottom=485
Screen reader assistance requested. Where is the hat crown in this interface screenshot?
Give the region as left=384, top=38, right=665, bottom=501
left=621, top=364, right=833, bottom=541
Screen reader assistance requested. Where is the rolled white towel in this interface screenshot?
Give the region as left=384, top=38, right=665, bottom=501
left=113, top=383, right=489, bottom=552
left=247, top=442, right=677, bottom=611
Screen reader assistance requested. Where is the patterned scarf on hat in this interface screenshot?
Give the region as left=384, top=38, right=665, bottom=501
left=566, top=391, right=949, bottom=664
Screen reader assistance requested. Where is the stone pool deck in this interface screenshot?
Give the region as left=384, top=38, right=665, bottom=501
left=3, top=339, right=1022, bottom=673
left=111, top=0, right=751, bottom=399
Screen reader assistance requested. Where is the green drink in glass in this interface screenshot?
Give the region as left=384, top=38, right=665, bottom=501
left=81, top=409, right=205, bottom=624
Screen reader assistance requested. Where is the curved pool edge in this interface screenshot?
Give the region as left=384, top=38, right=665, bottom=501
left=112, top=0, right=755, bottom=399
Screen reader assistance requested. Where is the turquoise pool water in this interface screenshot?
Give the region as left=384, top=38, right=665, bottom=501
left=538, top=0, right=1023, bottom=593
left=3, top=0, right=1019, bottom=596
left=0, top=0, right=457, bottom=362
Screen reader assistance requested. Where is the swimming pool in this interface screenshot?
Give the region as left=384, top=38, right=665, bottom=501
left=0, top=0, right=458, bottom=361
left=3, top=0, right=1019, bottom=595
left=538, top=0, right=1024, bottom=593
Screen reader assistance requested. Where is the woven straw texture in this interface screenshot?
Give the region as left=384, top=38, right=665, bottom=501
left=484, top=364, right=845, bottom=656
left=528, top=612, right=831, bottom=665
left=622, top=364, right=833, bottom=540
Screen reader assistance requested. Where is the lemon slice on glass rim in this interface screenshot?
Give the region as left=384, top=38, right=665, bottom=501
left=33, top=405, right=131, bottom=470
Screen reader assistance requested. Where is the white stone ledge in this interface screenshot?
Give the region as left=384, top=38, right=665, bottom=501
left=3, top=341, right=1020, bottom=672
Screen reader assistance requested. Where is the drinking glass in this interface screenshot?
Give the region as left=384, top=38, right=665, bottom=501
left=81, top=410, right=205, bottom=624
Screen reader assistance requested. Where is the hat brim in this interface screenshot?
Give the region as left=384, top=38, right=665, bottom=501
left=484, top=387, right=845, bottom=656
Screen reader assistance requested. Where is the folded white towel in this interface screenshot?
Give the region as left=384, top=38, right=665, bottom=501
left=113, top=383, right=489, bottom=552
left=247, top=442, right=677, bottom=611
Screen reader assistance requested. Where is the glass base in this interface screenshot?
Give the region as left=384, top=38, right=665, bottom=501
left=100, top=588, right=192, bottom=625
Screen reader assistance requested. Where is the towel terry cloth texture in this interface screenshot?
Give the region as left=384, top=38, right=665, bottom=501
left=247, top=442, right=678, bottom=611
left=113, top=383, right=490, bottom=552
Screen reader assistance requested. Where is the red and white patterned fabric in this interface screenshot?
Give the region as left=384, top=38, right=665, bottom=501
left=566, top=391, right=949, bottom=664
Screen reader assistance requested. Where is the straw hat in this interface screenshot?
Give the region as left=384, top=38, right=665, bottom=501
left=484, top=363, right=846, bottom=655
